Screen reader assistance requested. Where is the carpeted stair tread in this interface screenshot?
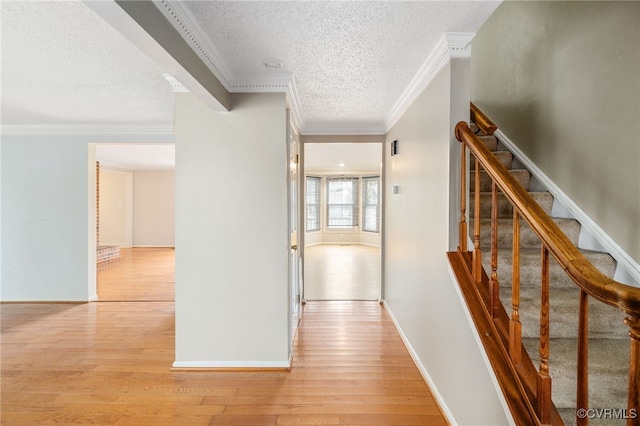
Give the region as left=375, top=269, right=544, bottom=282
left=499, top=286, right=628, bottom=339
left=470, top=191, right=554, bottom=218
left=477, top=135, right=498, bottom=151
left=473, top=217, right=581, bottom=249
left=470, top=169, right=531, bottom=192
left=471, top=151, right=514, bottom=170
left=522, top=337, right=629, bottom=426
left=486, top=248, right=616, bottom=289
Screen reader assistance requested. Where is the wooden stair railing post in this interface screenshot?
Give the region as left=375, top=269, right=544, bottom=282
left=460, top=142, right=468, bottom=252
left=538, top=245, right=553, bottom=425
left=472, top=156, right=482, bottom=284
left=577, top=290, right=589, bottom=426
left=490, top=180, right=500, bottom=318
left=509, top=209, right=522, bottom=364
left=624, top=315, right=640, bottom=426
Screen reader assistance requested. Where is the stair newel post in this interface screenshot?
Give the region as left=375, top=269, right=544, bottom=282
left=509, top=209, right=522, bottom=364
left=576, top=289, right=589, bottom=426
left=459, top=141, right=468, bottom=252
left=538, top=245, right=552, bottom=425
left=624, top=315, right=640, bottom=426
left=490, top=180, right=500, bottom=318
left=472, top=156, right=483, bottom=284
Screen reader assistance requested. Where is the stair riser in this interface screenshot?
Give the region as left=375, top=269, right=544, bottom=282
left=473, top=218, right=581, bottom=249
left=523, top=338, right=630, bottom=414
left=500, top=287, right=628, bottom=339
left=470, top=169, right=531, bottom=192
left=470, top=192, right=554, bottom=218
left=471, top=151, right=513, bottom=170
left=483, top=250, right=616, bottom=289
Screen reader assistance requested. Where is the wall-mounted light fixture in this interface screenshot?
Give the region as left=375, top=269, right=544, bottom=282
left=391, top=140, right=398, bottom=156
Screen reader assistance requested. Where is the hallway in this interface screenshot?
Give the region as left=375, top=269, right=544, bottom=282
left=304, top=245, right=381, bottom=300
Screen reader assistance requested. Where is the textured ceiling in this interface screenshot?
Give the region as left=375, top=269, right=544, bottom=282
left=305, top=143, right=382, bottom=173
left=180, top=1, right=500, bottom=132
left=1, top=0, right=500, bottom=167
left=1, top=0, right=175, bottom=125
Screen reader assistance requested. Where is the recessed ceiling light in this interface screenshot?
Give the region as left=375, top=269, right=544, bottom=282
left=339, top=163, right=345, bottom=167
left=263, top=58, right=283, bottom=69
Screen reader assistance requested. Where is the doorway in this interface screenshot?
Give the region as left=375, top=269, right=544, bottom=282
left=303, top=142, right=383, bottom=301
left=94, top=143, right=176, bottom=302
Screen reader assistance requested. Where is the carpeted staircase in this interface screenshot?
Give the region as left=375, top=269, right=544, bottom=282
left=469, top=125, right=631, bottom=425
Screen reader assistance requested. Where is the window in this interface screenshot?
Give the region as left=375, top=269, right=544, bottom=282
left=326, top=177, right=359, bottom=229
left=362, top=176, right=380, bottom=232
left=306, top=176, right=321, bottom=232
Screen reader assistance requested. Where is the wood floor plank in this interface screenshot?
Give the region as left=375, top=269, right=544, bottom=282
left=1, top=249, right=448, bottom=425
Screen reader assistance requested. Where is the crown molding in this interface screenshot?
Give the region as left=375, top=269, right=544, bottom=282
left=1, top=124, right=174, bottom=136
left=384, top=32, right=475, bottom=132
left=156, top=0, right=235, bottom=90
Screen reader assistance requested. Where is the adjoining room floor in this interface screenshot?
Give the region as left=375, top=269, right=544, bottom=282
left=97, top=247, right=175, bottom=302
left=304, top=244, right=381, bottom=300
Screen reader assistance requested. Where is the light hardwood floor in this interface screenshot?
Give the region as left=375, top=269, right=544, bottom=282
left=98, top=248, right=175, bottom=301
left=304, top=245, right=381, bottom=300
left=1, top=249, right=448, bottom=425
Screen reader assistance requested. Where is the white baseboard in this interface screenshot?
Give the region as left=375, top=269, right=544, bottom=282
left=495, top=129, right=640, bottom=287
left=381, top=300, right=457, bottom=426
left=172, top=357, right=291, bottom=370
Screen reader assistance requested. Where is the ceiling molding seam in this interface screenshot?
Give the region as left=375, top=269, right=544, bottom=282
left=1, top=124, right=175, bottom=136
left=163, top=74, right=190, bottom=92
left=156, top=0, right=235, bottom=90
left=286, top=78, right=304, bottom=135
left=384, top=32, right=475, bottom=133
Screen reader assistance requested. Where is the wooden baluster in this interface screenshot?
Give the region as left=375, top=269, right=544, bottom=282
left=490, top=181, right=499, bottom=318
left=537, top=246, right=552, bottom=424
left=624, top=315, right=640, bottom=426
left=577, top=290, right=589, bottom=426
left=509, top=210, right=522, bottom=364
left=460, top=142, right=468, bottom=252
left=472, top=157, right=482, bottom=284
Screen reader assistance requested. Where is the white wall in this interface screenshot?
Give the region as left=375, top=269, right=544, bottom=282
left=99, top=168, right=133, bottom=248
left=1, top=136, right=95, bottom=301
left=174, top=92, right=290, bottom=367
left=133, top=170, right=175, bottom=247
left=384, top=60, right=510, bottom=424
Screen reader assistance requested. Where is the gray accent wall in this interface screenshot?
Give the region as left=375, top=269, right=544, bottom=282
left=471, top=1, right=640, bottom=262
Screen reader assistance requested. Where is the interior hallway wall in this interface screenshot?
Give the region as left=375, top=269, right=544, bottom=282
left=1, top=132, right=174, bottom=302
left=1, top=136, right=96, bottom=301
left=471, top=1, right=640, bottom=263
left=174, top=92, right=290, bottom=367
left=384, top=59, right=509, bottom=424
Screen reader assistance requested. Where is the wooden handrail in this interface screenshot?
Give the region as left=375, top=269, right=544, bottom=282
left=470, top=102, right=497, bottom=135
left=455, top=121, right=640, bottom=317
left=453, top=104, right=640, bottom=425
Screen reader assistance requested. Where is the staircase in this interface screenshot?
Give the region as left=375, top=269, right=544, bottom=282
left=469, top=124, right=631, bottom=425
